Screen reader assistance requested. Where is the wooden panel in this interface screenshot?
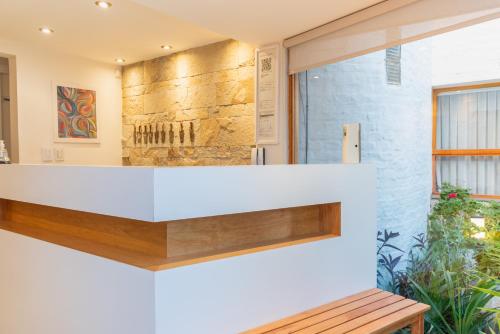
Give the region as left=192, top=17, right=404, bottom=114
left=166, top=203, right=340, bottom=259
left=288, top=74, right=296, bottom=164
left=0, top=199, right=341, bottom=271
left=1, top=199, right=167, bottom=257
left=433, top=149, right=500, bottom=156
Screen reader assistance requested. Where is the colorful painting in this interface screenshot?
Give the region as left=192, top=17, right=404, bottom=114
left=56, top=85, right=97, bottom=141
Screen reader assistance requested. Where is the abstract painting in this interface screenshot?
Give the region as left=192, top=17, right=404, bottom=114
left=56, top=85, right=97, bottom=142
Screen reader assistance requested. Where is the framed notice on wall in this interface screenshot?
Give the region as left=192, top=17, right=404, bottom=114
left=256, top=45, right=280, bottom=145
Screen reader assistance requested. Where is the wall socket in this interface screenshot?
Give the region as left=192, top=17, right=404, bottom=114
left=54, top=148, right=64, bottom=162
left=41, top=148, right=53, bottom=162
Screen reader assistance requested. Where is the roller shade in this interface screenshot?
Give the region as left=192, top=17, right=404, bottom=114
left=287, top=0, right=500, bottom=74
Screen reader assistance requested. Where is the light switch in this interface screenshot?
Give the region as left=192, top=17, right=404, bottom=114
left=251, top=148, right=258, bottom=165
left=41, top=148, right=53, bottom=162
left=54, top=148, right=64, bottom=162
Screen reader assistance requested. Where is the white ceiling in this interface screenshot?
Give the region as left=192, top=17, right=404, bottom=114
left=131, top=0, right=383, bottom=45
left=0, top=0, right=225, bottom=64
left=0, top=0, right=382, bottom=64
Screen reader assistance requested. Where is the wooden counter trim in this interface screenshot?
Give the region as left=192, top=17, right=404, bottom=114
left=0, top=199, right=341, bottom=271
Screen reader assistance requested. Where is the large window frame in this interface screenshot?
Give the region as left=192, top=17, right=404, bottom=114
left=432, top=81, right=500, bottom=199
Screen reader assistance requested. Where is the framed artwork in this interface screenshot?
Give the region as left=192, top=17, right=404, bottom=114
left=53, top=83, right=99, bottom=143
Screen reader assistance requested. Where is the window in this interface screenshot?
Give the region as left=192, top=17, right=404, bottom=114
left=433, top=82, right=500, bottom=198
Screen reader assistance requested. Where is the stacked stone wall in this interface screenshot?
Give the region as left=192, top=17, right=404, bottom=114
left=122, top=40, right=255, bottom=166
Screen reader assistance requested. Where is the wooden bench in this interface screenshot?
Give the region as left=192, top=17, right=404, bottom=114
left=242, top=289, right=430, bottom=334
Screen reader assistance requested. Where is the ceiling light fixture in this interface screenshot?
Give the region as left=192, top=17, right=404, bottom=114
left=161, top=45, right=173, bottom=50
left=115, top=58, right=126, bottom=64
left=313, top=75, right=320, bottom=79
left=95, top=1, right=112, bottom=9
left=39, top=27, right=55, bottom=34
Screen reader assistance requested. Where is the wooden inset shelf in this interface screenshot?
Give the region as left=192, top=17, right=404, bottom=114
left=0, top=199, right=341, bottom=271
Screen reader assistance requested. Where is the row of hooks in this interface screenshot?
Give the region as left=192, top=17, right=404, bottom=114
left=133, top=122, right=195, bottom=146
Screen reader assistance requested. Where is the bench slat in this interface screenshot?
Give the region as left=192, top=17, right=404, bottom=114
left=271, top=292, right=399, bottom=334
left=241, top=290, right=430, bottom=334
left=241, top=289, right=382, bottom=334
left=343, top=303, right=430, bottom=334
left=318, top=299, right=417, bottom=334
left=281, top=295, right=405, bottom=334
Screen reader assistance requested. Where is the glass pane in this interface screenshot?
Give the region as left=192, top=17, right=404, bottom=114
left=436, top=89, right=500, bottom=150
left=436, top=156, right=500, bottom=195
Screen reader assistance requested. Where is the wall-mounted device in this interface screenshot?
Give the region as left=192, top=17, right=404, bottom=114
left=342, top=123, right=360, bottom=164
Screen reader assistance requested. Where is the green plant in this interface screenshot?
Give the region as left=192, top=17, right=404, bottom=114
left=478, top=201, right=500, bottom=277
left=411, top=271, right=497, bottom=334
left=474, top=278, right=500, bottom=332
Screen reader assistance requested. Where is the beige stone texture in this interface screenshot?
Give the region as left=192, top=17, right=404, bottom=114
left=176, top=108, right=210, bottom=122
left=210, top=104, right=255, bottom=118
left=183, top=83, right=216, bottom=109
left=122, top=61, right=144, bottom=88
left=216, top=78, right=255, bottom=106
left=122, top=39, right=257, bottom=166
left=144, top=87, right=186, bottom=115
left=123, top=85, right=146, bottom=98
left=123, top=95, right=144, bottom=116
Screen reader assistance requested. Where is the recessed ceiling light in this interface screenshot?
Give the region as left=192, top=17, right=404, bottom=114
left=115, top=58, right=126, bottom=64
left=313, top=75, right=320, bottom=79
left=161, top=45, right=173, bottom=50
left=39, top=27, right=55, bottom=34
left=95, top=1, right=112, bottom=9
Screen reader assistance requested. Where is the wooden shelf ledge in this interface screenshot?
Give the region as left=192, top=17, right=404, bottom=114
left=0, top=199, right=341, bottom=271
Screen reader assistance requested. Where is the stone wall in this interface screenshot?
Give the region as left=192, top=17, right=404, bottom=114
left=297, top=39, right=433, bottom=268
left=121, top=40, right=256, bottom=166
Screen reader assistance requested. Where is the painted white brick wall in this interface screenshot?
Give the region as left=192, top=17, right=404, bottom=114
left=298, top=39, right=433, bottom=258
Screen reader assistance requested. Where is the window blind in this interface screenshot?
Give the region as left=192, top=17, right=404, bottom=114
left=287, top=0, right=500, bottom=74
left=436, top=88, right=500, bottom=195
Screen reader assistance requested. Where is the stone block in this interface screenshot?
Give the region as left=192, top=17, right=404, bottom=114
left=122, top=62, right=144, bottom=88
left=238, top=42, right=255, bottom=67
left=198, top=116, right=255, bottom=147
left=176, top=108, right=209, bottom=122
left=210, top=103, right=255, bottom=118
left=144, top=87, right=186, bottom=115
left=123, top=85, right=146, bottom=98
left=216, top=78, right=255, bottom=106
left=123, top=95, right=144, bottom=116
left=183, top=83, right=216, bottom=109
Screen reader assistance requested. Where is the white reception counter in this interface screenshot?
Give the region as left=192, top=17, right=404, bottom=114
left=0, top=164, right=377, bottom=334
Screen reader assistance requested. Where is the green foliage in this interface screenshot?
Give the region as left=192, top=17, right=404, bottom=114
left=411, top=272, right=497, bottom=334
left=478, top=201, right=500, bottom=277
left=474, top=279, right=500, bottom=331
left=377, top=183, right=500, bottom=333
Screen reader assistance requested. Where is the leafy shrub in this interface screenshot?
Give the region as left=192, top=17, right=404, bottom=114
left=377, top=183, right=499, bottom=333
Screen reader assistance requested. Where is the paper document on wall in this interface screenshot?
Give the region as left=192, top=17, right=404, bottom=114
left=256, top=46, right=279, bottom=144
left=258, top=54, right=275, bottom=116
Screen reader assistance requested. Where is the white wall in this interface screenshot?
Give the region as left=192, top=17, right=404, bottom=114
left=432, top=18, right=500, bottom=86
left=0, top=164, right=377, bottom=334
left=0, top=38, right=122, bottom=165
left=0, top=229, right=155, bottom=334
